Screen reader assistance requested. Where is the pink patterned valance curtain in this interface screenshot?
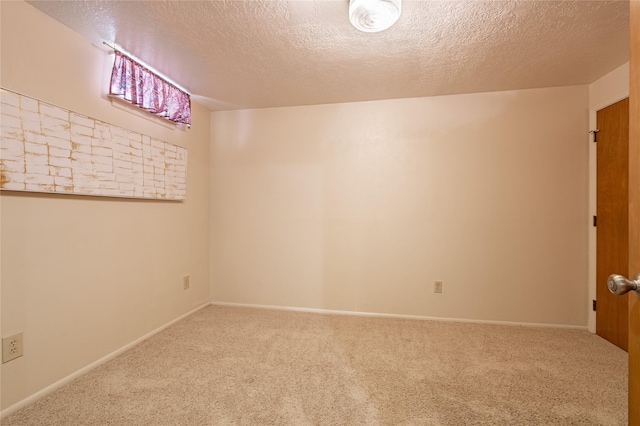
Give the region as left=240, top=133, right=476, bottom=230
left=109, top=50, right=191, bottom=126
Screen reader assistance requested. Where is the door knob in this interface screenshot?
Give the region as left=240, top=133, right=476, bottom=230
left=608, top=273, right=640, bottom=296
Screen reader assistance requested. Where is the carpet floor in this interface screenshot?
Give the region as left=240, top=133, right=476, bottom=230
left=2, top=305, right=628, bottom=425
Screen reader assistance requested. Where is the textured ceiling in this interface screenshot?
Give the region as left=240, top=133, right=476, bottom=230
left=27, top=0, right=629, bottom=111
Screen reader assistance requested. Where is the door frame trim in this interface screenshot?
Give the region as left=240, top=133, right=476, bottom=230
left=588, top=66, right=630, bottom=332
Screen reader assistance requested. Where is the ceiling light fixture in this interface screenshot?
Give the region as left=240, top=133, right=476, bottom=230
left=349, top=0, right=402, bottom=33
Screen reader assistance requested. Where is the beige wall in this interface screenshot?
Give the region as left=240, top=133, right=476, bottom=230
left=210, top=86, right=590, bottom=326
left=589, top=63, right=630, bottom=110
left=587, top=63, right=630, bottom=332
left=1, top=1, right=210, bottom=410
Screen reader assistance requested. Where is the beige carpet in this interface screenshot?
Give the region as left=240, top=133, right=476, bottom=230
left=2, top=306, right=628, bottom=425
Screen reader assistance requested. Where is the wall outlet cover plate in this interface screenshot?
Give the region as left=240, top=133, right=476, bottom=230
left=3, top=332, right=24, bottom=363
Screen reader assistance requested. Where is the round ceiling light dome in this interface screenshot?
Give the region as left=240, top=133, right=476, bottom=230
left=349, top=0, right=402, bottom=33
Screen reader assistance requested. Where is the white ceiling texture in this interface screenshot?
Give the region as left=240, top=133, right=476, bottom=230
left=28, top=0, right=629, bottom=111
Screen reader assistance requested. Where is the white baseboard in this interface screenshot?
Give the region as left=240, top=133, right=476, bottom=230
left=0, top=302, right=211, bottom=420
left=210, top=301, right=589, bottom=331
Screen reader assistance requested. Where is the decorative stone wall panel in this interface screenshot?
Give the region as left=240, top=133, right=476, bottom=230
left=0, top=89, right=187, bottom=200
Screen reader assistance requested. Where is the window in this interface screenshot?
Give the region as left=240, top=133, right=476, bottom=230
left=109, top=50, right=191, bottom=126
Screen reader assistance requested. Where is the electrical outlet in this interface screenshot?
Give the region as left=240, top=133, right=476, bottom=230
left=434, top=281, right=443, bottom=294
left=2, top=332, right=24, bottom=363
left=183, top=275, right=190, bottom=290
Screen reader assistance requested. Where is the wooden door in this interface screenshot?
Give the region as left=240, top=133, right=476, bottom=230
left=596, top=98, right=630, bottom=351
left=628, top=2, right=640, bottom=423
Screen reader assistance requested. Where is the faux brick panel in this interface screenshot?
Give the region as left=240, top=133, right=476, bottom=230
left=0, top=90, right=187, bottom=200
